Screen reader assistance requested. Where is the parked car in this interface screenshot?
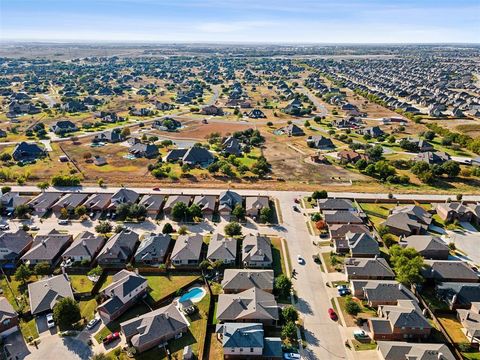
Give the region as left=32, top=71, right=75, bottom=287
left=297, top=255, right=304, bottom=264
left=338, top=288, right=351, bottom=296
left=58, top=219, right=69, bottom=225
left=283, top=353, right=301, bottom=360
left=292, top=205, right=300, bottom=212
left=353, top=330, right=370, bottom=340
left=152, top=187, right=160, bottom=191
left=103, top=332, right=120, bottom=344
left=86, top=318, right=100, bottom=330
left=328, top=308, right=337, bottom=321
left=46, top=313, right=55, bottom=328
left=29, top=225, right=40, bottom=231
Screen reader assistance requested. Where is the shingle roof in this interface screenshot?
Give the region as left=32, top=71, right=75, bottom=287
left=207, top=233, right=237, bottom=262
left=0, top=297, right=17, bottom=322
left=220, top=322, right=264, bottom=348
left=242, top=234, right=273, bottom=264
left=96, top=230, right=139, bottom=262
left=221, top=269, right=274, bottom=293
left=377, top=342, right=455, bottom=360
left=28, top=274, right=74, bottom=314
left=21, top=230, right=71, bottom=263
left=62, top=231, right=104, bottom=259
left=423, top=260, right=479, bottom=282
left=345, top=257, right=395, bottom=279
left=0, top=230, right=33, bottom=260
left=170, top=233, right=203, bottom=262
left=134, top=234, right=171, bottom=263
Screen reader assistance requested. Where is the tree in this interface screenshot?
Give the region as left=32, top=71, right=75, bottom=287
left=14, top=264, right=32, bottom=286
left=178, top=225, right=188, bottom=235
left=34, top=262, right=50, bottom=275
left=74, top=205, right=87, bottom=217
left=121, top=127, right=131, bottom=137
left=188, top=204, right=203, bottom=220
left=232, top=204, right=246, bottom=221
left=224, top=221, right=242, bottom=236
left=345, top=296, right=361, bottom=315
left=423, top=130, right=436, bottom=141
left=53, top=297, right=81, bottom=329
left=59, top=207, right=69, bottom=219
left=282, top=305, right=299, bottom=323
left=382, top=234, right=396, bottom=248
left=162, top=223, right=174, bottom=234
left=92, top=354, right=109, bottom=360
left=116, top=203, right=130, bottom=219
left=171, top=202, right=188, bottom=221
left=365, top=144, right=383, bottom=162
left=274, top=274, right=292, bottom=298
left=88, top=265, right=103, bottom=277
left=311, top=190, right=328, bottom=200
left=95, top=221, right=112, bottom=234
left=441, top=160, right=460, bottom=178
left=377, top=225, right=389, bottom=238
left=199, top=260, right=211, bottom=271
left=281, top=321, right=297, bottom=341
left=389, top=245, right=425, bottom=286
left=14, top=204, right=30, bottom=218
left=260, top=206, right=274, bottom=223
left=37, top=181, right=50, bottom=192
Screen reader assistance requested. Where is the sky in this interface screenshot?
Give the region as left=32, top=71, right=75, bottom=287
left=1, top=0, right=479, bottom=43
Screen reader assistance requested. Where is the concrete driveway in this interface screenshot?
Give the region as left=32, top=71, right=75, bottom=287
left=27, top=333, right=93, bottom=360
left=35, top=315, right=56, bottom=335
left=444, top=222, right=480, bottom=265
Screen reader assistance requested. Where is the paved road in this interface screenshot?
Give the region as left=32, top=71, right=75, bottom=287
left=298, top=85, right=328, bottom=117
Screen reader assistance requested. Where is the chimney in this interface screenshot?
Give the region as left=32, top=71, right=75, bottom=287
left=82, top=239, right=87, bottom=248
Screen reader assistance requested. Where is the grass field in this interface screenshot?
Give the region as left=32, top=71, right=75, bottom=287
left=351, top=339, right=377, bottom=351
left=19, top=318, right=39, bottom=341
left=79, top=298, right=98, bottom=321
left=144, top=274, right=200, bottom=302
left=270, top=236, right=287, bottom=276
left=69, top=275, right=96, bottom=293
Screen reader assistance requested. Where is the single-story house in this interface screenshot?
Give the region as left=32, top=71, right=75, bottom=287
left=170, top=233, right=203, bottom=266
left=61, top=231, right=105, bottom=264
left=221, top=269, right=274, bottom=294
left=28, top=274, right=74, bottom=315
left=207, top=233, right=237, bottom=265
left=21, top=230, right=72, bottom=266
left=242, top=234, right=273, bottom=268
left=134, top=234, right=171, bottom=266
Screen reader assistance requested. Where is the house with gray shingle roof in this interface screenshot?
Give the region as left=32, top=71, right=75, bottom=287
left=0, top=192, right=30, bottom=212
left=84, top=193, right=111, bottom=211
left=139, top=194, right=165, bottom=216
left=318, top=198, right=355, bottom=212
left=346, top=232, right=380, bottom=257
left=134, top=233, right=171, bottom=266
left=28, top=274, right=74, bottom=315
left=207, top=233, right=237, bottom=265
left=217, top=287, right=279, bottom=325
left=434, top=201, right=475, bottom=223
left=170, top=234, right=203, bottom=266
left=51, top=193, right=88, bottom=213
left=61, top=231, right=105, bottom=264
left=193, top=195, right=216, bottom=216
left=218, top=190, right=242, bottom=217
left=350, top=280, right=417, bottom=308
left=21, top=230, right=72, bottom=266
left=368, top=300, right=431, bottom=341
left=0, top=297, right=18, bottom=337
left=436, top=282, right=480, bottom=310
left=422, top=260, right=479, bottom=283
left=398, top=235, right=449, bottom=259
left=0, top=230, right=33, bottom=264
left=121, top=303, right=189, bottom=353
left=381, top=205, right=432, bottom=237
left=222, top=269, right=274, bottom=294
left=324, top=210, right=363, bottom=225
left=108, top=189, right=139, bottom=210
left=96, top=229, right=139, bottom=266
left=377, top=341, right=455, bottom=360
left=98, top=270, right=148, bottom=323
left=163, top=195, right=191, bottom=217
left=245, top=196, right=269, bottom=218
left=345, top=257, right=395, bottom=280
left=28, top=192, right=63, bottom=214
left=242, top=234, right=273, bottom=268
left=457, top=302, right=480, bottom=342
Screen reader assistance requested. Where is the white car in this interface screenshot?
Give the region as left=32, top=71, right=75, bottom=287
left=0, top=224, right=9, bottom=230
left=29, top=225, right=40, bottom=231
left=283, top=353, right=301, bottom=360
left=297, top=255, right=304, bottom=264
left=58, top=219, right=69, bottom=225
left=46, top=313, right=55, bottom=329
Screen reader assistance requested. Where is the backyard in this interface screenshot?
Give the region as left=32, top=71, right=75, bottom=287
left=336, top=296, right=377, bottom=327
left=144, top=274, right=200, bottom=302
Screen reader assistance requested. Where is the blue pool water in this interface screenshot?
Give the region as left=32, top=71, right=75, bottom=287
left=179, top=287, right=206, bottom=303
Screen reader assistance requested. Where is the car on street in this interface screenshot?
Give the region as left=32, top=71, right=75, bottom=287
left=337, top=284, right=351, bottom=296
left=86, top=318, right=100, bottom=330
left=297, top=255, right=304, bottom=264
left=294, top=198, right=300, bottom=204
left=46, top=313, right=55, bottom=328
left=103, top=332, right=120, bottom=344
left=0, top=224, right=9, bottom=230
left=328, top=308, right=338, bottom=321
left=152, top=187, right=160, bottom=191
left=292, top=205, right=300, bottom=212
left=58, top=219, right=69, bottom=225
left=283, top=353, right=301, bottom=360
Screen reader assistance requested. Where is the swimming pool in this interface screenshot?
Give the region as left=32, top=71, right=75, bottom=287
left=179, top=287, right=206, bottom=303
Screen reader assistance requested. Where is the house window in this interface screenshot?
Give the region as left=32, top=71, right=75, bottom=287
left=250, top=348, right=254, bottom=352
left=3, top=319, right=10, bottom=326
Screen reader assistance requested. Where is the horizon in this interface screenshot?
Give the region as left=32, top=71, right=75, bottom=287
left=1, top=0, right=479, bottom=43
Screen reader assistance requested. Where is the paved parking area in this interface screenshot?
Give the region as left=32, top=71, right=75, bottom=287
left=27, top=333, right=93, bottom=360
left=445, top=223, right=480, bottom=265
left=3, top=331, right=30, bottom=360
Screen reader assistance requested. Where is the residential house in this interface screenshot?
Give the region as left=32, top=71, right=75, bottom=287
left=247, top=109, right=266, bottom=119
left=201, top=105, right=224, bottom=116
left=414, top=151, right=451, bottom=165
left=245, top=196, right=269, bottom=218
left=279, top=124, right=304, bottom=136
left=306, top=136, right=335, bottom=150
left=28, top=192, right=63, bottom=214
left=129, top=143, right=159, bottom=158
left=351, top=280, right=417, bottom=308
left=329, top=224, right=370, bottom=241
left=28, top=274, right=74, bottom=315
left=163, top=195, right=191, bottom=217
left=51, top=193, right=88, bottom=214
left=398, top=235, right=449, bottom=259
left=193, top=195, right=217, bottom=216
left=134, top=234, right=171, bottom=266
left=358, top=126, right=384, bottom=138
left=0, top=297, right=19, bottom=337
left=422, top=260, right=479, bottom=283
left=0, top=192, right=30, bottom=213
left=345, top=232, right=380, bottom=257
left=139, top=194, right=165, bottom=216
left=381, top=205, right=432, bottom=237
left=121, top=303, right=189, bottom=353
left=318, top=198, right=355, bottom=212
left=21, top=230, right=72, bottom=266
left=49, top=120, right=77, bottom=135
left=207, top=233, right=237, bottom=265
left=219, top=190, right=242, bottom=217
left=12, top=142, right=45, bottom=162
left=61, top=231, right=105, bottom=264
left=182, top=147, right=215, bottom=167
left=368, top=300, right=431, bottom=341
left=222, top=136, right=242, bottom=156
left=217, top=287, right=279, bottom=325
left=108, top=188, right=139, bottom=211
left=0, top=230, right=33, bottom=265
left=457, top=302, right=480, bottom=343
left=84, top=193, right=111, bottom=211
left=434, top=202, right=475, bottom=223
left=323, top=210, right=363, bottom=225
left=94, top=128, right=125, bottom=143
left=377, top=342, right=455, bottom=360
left=345, top=257, right=396, bottom=280
left=96, top=229, right=139, bottom=266
left=170, top=234, right=203, bottom=266
left=221, top=269, right=274, bottom=294
left=242, top=234, right=273, bottom=268
left=98, top=270, right=148, bottom=323
left=337, top=150, right=368, bottom=164
left=436, top=282, right=480, bottom=309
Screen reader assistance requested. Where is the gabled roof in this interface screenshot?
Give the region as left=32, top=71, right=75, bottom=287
left=21, top=230, right=72, bottom=262
left=207, top=233, right=237, bottom=262
left=423, top=260, right=478, bottom=282
left=377, top=341, right=455, bottom=360
left=436, top=282, right=480, bottom=306
left=84, top=193, right=111, bottom=209
left=345, top=257, right=395, bottom=279
left=0, top=297, right=17, bottom=322
left=28, top=274, right=74, bottom=314
left=221, top=269, right=274, bottom=292
left=217, top=287, right=278, bottom=322
left=182, top=147, right=214, bottom=164
left=346, top=232, right=380, bottom=256
left=139, top=194, right=165, bottom=212
left=171, top=233, right=203, bottom=262
left=219, top=322, right=264, bottom=348
left=0, top=230, right=33, bottom=259
left=399, top=235, right=449, bottom=255
left=51, top=193, right=88, bottom=209
left=245, top=196, right=269, bottom=212
left=219, top=190, right=242, bottom=211
left=134, top=234, right=171, bottom=262
left=242, top=234, right=272, bottom=264
left=62, top=231, right=104, bottom=259
left=28, top=192, right=63, bottom=210
left=193, top=195, right=216, bottom=212
left=318, top=198, right=355, bottom=211
left=324, top=210, right=363, bottom=224
left=96, top=230, right=139, bottom=262
left=109, top=188, right=139, bottom=207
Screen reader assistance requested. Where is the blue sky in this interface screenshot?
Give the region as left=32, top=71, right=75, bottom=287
left=1, top=0, right=479, bottom=43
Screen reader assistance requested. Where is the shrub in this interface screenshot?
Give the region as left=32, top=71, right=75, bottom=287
left=345, top=296, right=361, bottom=315
left=224, top=221, right=242, bottom=236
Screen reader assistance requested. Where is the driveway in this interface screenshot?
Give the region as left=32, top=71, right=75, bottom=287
left=27, top=333, right=93, bottom=360
left=3, top=331, right=31, bottom=360
left=444, top=222, right=480, bottom=265
left=35, top=315, right=55, bottom=335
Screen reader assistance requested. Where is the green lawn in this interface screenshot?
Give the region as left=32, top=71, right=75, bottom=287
left=94, top=302, right=151, bottom=343
left=270, top=237, right=286, bottom=276
left=70, top=275, right=96, bottom=293
left=352, top=339, right=377, bottom=351
left=79, top=298, right=97, bottom=321
left=337, top=296, right=377, bottom=327
left=145, top=274, right=200, bottom=302
left=462, top=352, right=480, bottom=360
left=19, top=318, right=39, bottom=341
left=0, top=275, right=39, bottom=312
left=321, top=252, right=345, bottom=273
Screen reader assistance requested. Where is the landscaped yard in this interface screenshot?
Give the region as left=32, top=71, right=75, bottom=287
left=420, top=287, right=450, bottom=311
left=69, top=274, right=96, bottom=293
left=79, top=298, right=98, bottom=321
left=358, top=202, right=395, bottom=230
left=351, top=339, right=377, bottom=351
left=144, top=274, right=200, bottom=302
left=321, top=252, right=345, bottom=273
left=437, top=314, right=469, bottom=344
left=19, top=318, right=39, bottom=341
left=337, top=296, right=377, bottom=327
left=0, top=275, right=39, bottom=312
left=270, top=236, right=287, bottom=276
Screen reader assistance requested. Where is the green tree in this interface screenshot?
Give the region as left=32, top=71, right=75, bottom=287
left=53, top=297, right=81, bottom=329
left=34, top=262, right=50, bottom=275
left=260, top=206, right=274, bottom=223
left=88, top=265, right=103, bottom=277
left=441, top=160, right=460, bottom=178
left=162, top=223, right=174, bottom=234
left=311, top=190, right=328, bottom=200
left=92, top=354, right=109, bottom=360
left=121, top=127, right=131, bottom=138
left=281, top=321, right=297, bottom=341
left=37, top=181, right=50, bottom=192
left=224, top=221, right=242, bottom=236
left=282, top=305, right=299, bottom=323
left=95, top=221, right=112, bottom=234
left=389, top=245, right=425, bottom=286
left=171, top=202, right=188, bottom=221
left=14, top=204, right=30, bottom=219
left=232, top=204, right=246, bottom=221
left=274, top=274, right=292, bottom=298
left=345, top=296, right=361, bottom=315
left=74, top=205, right=87, bottom=217
left=178, top=225, right=188, bottom=235
left=188, top=204, right=203, bottom=220
left=14, top=264, right=32, bottom=286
